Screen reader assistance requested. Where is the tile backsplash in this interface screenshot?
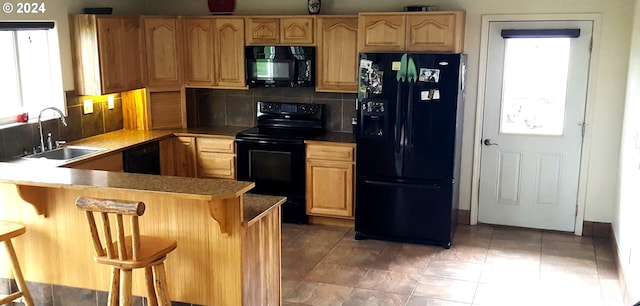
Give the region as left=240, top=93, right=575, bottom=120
left=0, top=91, right=124, bottom=161
left=187, top=87, right=357, bottom=133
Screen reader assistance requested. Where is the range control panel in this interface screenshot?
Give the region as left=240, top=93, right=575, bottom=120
left=257, top=101, right=322, bottom=117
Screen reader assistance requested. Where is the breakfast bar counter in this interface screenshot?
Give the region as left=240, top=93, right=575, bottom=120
left=0, top=162, right=284, bottom=305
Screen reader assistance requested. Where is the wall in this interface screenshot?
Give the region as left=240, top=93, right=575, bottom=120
left=0, top=93, right=124, bottom=161
left=613, top=0, right=640, bottom=302
left=144, top=0, right=634, bottom=223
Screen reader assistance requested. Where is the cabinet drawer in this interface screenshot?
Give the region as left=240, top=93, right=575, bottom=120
left=307, top=144, right=354, bottom=161
left=198, top=152, right=235, bottom=179
left=197, top=137, right=234, bottom=153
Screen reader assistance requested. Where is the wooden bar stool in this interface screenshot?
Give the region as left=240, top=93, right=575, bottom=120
left=75, top=197, right=177, bottom=306
left=0, top=221, right=34, bottom=306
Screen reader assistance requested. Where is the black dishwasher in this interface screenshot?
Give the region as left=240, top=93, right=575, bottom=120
left=122, top=141, right=160, bottom=175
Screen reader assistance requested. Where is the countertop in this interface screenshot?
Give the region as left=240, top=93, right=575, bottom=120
left=243, top=193, right=286, bottom=225
left=0, top=162, right=254, bottom=201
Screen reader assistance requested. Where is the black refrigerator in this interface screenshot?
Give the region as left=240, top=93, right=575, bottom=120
left=354, top=52, right=465, bottom=248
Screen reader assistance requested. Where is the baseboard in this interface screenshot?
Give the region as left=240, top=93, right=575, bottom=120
left=457, top=209, right=471, bottom=225
left=582, top=220, right=612, bottom=238
left=308, top=215, right=354, bottom=227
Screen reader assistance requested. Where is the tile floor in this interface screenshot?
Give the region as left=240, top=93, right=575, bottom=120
left=281, top=223, right=624, bottom=306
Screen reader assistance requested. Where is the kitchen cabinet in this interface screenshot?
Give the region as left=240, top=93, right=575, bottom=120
left=316, top=16, right=358, bottom=93
left=196, top=137, right=235, bottom=179
left=143, top=17, right=183, bottom=88
left=160, top=136, right=197, bottom=177
left=69, top=15, right=143, bottom=95
left=358, top=11, right=465, bottom=53
left=183, top=17, right=215, bottom=86
left=306, top=142, right=355, bottom=218
left=245, top=16, right=315, bottom=45
left=183, top=17, right=245, bottom=88
left=64, top=152, right=123, bottom=171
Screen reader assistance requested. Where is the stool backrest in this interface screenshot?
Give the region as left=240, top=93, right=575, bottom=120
left=75, top=197, right=146, bottom=261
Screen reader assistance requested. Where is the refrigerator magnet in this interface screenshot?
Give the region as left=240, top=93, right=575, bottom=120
left=360, top=59, right=372, bottom=70
left=420, top=89, right=440, bottom=101
left=419, top=68, right=440, bottom=83
left=392, top=61, right=402, bottom=71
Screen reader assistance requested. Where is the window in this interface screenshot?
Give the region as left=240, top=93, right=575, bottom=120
left=498, top=28, right=579, bottom=136
left=0, top=22, right=64, bottom=125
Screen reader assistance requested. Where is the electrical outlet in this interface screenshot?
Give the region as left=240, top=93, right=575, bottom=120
left=107, top=95, right=115, bottom=110
left=83, top=99, right=93, bottom=114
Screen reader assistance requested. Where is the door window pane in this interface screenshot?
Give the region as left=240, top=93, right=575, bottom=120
left=500, top=38, right=571, bottom=135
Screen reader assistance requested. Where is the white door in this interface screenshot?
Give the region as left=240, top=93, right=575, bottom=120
left=478, top=21, right=592, bottom=231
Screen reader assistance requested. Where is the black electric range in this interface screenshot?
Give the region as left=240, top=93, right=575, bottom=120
left=235, top=101, right=325, bottom=223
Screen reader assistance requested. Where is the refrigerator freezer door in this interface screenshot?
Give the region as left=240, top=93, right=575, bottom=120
left=357, top=52, right=407, bottom=178
left=402, top=53, right=462, bottom=180
left=354, top=177, right=453, bottom=247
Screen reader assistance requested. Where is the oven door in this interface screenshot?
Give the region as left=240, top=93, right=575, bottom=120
left=236, top=138, right=307, bottom=223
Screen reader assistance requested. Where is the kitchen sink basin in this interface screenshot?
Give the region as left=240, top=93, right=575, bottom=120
left=27, top=146, right=105, bottom=161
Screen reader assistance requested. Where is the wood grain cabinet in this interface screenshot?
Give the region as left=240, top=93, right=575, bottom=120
left=160, top=136, right=197, bottom=177
left=316, top=16, right=358, bottom=93
left=143, top=17, right=183, bottom=88
left=183, top=17, right=246, bottom=88
left=246, top=16, right=315, bottom=45
left=69, top=15, right=144, bottom=95
left=196, top=137, right=236, bottom=179
left=358, top=11, right=465, bottom=52
left=306, top=142, right=355, bottom=218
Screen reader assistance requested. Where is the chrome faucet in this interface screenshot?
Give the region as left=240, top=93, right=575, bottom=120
left=38, top=107, right=68, bottom=152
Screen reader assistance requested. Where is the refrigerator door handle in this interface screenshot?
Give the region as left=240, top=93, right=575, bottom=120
left=364, top=179, right=441, bottom=190
left=405, top=56, right=418, bottom=152
left=395, top=54, right=409, bottom=154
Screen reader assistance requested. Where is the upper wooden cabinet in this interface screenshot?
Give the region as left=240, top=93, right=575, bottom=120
left=183, top=17, right=246, bottom=88
left=69, top=15, right=144, bottom=95
left=213, top=18, right=246, bottom=88
left=358, top=11, right=465, bottom=53
left=143, top=17, right=183, bottom=88
left=316, top=16, right=358, bottom=93
left=245, top=16, right=315, bottom=45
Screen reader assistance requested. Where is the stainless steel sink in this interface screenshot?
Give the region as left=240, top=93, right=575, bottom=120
left=26, top=146, right=105, bottom=161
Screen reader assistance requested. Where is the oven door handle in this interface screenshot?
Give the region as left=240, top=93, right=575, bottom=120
left=235, top=138, right=301, bottom=145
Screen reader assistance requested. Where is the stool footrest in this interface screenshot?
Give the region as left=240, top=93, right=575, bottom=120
left=0, top=291, right=24, bottom=304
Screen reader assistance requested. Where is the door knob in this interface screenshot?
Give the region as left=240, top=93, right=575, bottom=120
left=483, top=139, right=499, bottom=146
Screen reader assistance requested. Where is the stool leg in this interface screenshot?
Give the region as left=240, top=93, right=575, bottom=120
left=108, top=268, right=120, bottom=306
left=4, top=240, right=34, bottom=306
left=152, top=263, right=171, bottom=306
left=144, top=267, right=158, bottom=306
left=120, top=269, right=133, bottom=306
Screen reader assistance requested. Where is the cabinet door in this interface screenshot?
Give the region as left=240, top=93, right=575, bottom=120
left=281, top=17, right=314, bottom=45
left=316, top=16, right=358, bottom=93
left=96, top=17, right=126, bottom=93
left=148, top=90, right=184, bottom=129
left=358, top=14, right=406, bottom=52
left=306, top=160, right=354, bottom=217
left=183, top=18, right=215, bottom=86
left=245, top=17, right=280, bottom=45
left=173, top=136, right=197, bottom=177
left=144, top=17, right=182, bottom=87
left=120, top=17, right=144, bottom=90
left=214, top=18, right=246, bottom=88
left=406, top=12, right=465, bottom=52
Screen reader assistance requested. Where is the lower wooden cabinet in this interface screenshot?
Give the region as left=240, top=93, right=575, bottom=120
left=160, top=136, right=197, bottom=177
left=306, top=142, right=355, bottom=218
left=160, top=136, right=235, bottom=179
left=196, top=137, right=236, bottom=179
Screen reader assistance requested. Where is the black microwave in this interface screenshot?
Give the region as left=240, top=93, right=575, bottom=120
left=245, top=46, right=315, bottom=87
